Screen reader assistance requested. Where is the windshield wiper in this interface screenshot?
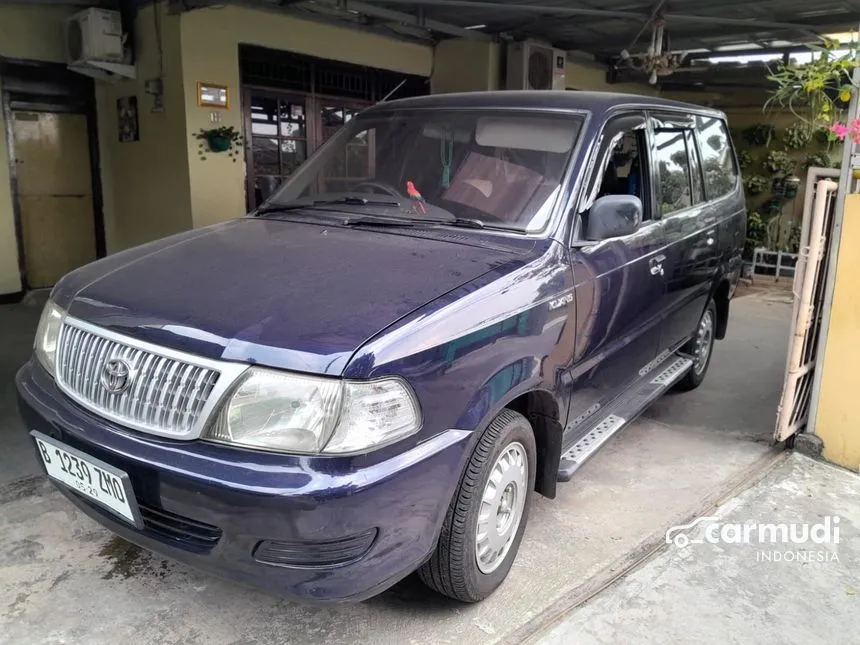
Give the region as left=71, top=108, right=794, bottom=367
left=341, top=215, right=416, bottom=227
left=412, top=217, right=486, bottom=229
left=257, top=196, right=400, bottom=216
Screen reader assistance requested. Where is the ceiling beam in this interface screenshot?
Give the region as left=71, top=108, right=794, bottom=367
left=261, top=0, right=492, bottom=40
left=0, top=0, right=115, bottom=5
left=363, top=0, right=822, bottom=33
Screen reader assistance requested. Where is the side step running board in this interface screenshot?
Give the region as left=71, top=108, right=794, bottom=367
left=557, top=354, right=693, bottom=482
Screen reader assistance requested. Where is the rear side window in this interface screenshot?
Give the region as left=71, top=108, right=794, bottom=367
left=653, top=128, right=693, bottom=216
left=695, top=116, right=738, bottom=200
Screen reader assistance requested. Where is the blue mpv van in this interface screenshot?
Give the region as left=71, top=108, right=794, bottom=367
left=17, top=91, right=745, bottom=603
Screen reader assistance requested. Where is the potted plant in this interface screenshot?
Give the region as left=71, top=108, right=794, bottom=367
left=194, top=126, right=244, bottom=161
left=736, top=149, right=754, bottom=171
left=764, top=150, right=796, bottom=176
left=743, top=174, right=770, bottom=195
left=765, top=37, right=860, bottom=134
left=804, top=152, right=832, bottom=169
left=742, top=123, right=776, bottom=147
left=782, top=122, right=812, bottom=150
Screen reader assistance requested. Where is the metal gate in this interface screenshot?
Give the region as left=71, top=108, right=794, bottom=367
left=774, top=170, right=840, bottom=442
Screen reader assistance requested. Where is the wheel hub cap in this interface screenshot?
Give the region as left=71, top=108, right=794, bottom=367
left=693, top=310, right=714, bottom=376
left=476, top=442, right=528, bottom=574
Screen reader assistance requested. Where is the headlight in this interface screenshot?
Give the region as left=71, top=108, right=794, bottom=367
left=34, top=301, right=65, bottom=376
left=206, top=368, right=422, bottom=455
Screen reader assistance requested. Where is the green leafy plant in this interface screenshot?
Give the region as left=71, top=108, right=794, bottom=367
left=736, top=149, right=754, bottom=171
left=786, top=221, right=802, bottom=253
left=744, top=211, right=768, bottom=258
left=765, top=37, right=860, bottom=133
left=764, top=150, right=796, bottom=176
left=743, top=174, right=770, bottom=195
left=782, top=122, right=812, bottom=150
left=194, top=126, right=244, bottom=161
left=742, top=124, right=776, bottom=147
left=805, top=152, right=833, bottom=168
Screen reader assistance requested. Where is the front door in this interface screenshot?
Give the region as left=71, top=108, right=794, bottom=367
left=12, top=110, right=97, bottom=288
left=243, top=90, right=373, bottom=210
left=244, top=90, right=310, bottom=210
left=566, top=112, right=667, bottom=424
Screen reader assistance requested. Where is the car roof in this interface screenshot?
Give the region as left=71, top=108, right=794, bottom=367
left=365, top=90, right=726, bottom=120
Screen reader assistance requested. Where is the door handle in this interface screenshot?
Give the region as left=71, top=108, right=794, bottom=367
left=706, top=230, right=716, bottom=246
left=649, top=254, right=666, bottom=276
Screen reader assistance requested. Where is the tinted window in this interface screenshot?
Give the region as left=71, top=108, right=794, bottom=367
left=686, top=130, right=705, bottom=204
left=695, top=116, right=738, bottom=200
left=653, top=129, right=693, bottom=216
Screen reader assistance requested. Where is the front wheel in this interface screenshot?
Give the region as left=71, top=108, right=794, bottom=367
left=418, top=409, right=536, bottom=602
left=676, top=299, right=717, bottom=391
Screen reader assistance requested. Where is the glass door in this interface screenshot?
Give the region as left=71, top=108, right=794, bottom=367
left=316, top=101, right=373, bottom=194
left=244, top=90, right=308, bottom=210
left=243, top=91, right=373, bottom=209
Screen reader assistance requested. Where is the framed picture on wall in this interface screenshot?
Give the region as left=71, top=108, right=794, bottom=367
left=198, top=82, right=229, bottom=108
left=117, top=96, right=139, bottom=142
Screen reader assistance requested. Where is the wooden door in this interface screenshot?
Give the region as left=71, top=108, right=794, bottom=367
left=12, top=111, right=97, bottom=288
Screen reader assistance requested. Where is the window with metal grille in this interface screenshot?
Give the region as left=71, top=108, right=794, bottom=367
left=240, top=45, right=428, bottom=101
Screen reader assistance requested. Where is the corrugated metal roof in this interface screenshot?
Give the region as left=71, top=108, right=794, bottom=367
left=361, top=0, right=860, bottom=57
left=198, top=0, right=860, bottom=90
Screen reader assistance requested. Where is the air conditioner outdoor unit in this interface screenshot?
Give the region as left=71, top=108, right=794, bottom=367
left=506, top=41, right=566, bottom=91
left=65, top=8, right=135, bottom=81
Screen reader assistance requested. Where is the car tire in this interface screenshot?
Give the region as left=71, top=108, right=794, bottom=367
left=676, top=299, right=717, bottom=392
left=418, top=408, right=536, bottom=603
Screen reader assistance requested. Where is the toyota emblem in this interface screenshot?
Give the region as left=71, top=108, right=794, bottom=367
left=100, top=358, right=132, bottom=394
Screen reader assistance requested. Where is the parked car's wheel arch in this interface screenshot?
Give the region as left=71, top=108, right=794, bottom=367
left=462, top=383, right=564, bottom=501
left=711, top=277, right=732, bottom=340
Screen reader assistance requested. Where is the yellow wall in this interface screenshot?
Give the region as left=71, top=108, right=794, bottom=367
left=431, top=39, right=502, bottom=94
left=179, top=4, right=433, bottom=228
left=814, top=193, right=860, bottom=471
left=0, top=5, right=72, bottom=63
left=0, top=5, right=78, bottom=294
left=96, top=2, right=192, bottom=252
left=0, top=78, right=21, bottom=295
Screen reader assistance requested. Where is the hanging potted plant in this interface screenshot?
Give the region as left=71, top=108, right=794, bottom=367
left=765, top=37, right=860, bottom=135
left=194, top=126, right=244, bottom=161
left=742, top=123, right=776, bottom=147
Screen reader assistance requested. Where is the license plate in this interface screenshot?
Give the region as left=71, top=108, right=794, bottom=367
left=31, top=430, right=143, bottom=529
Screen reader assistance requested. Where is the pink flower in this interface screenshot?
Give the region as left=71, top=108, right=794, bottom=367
left=832, top=123, right=850, bottom=138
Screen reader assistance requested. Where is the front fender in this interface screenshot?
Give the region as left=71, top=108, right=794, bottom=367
left=342, top=240, right=575, bottom=496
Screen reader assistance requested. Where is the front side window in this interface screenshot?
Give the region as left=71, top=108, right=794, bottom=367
left=653, top=128, right=693, bottom=216
left=266, top=109, right=583, bottom=233
left=695, top=115, right=738, bottom=200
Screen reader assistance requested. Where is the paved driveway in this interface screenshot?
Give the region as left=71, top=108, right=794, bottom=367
left=0, top=292, right=788, bottom=645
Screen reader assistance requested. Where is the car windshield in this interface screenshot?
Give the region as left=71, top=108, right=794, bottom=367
left=263, top=108, right=583, bottom=233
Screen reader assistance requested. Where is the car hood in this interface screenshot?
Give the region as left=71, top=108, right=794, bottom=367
left=53, top=217, right=530, bottom=375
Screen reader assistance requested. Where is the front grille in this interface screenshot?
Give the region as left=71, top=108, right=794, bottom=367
left=139, top=503, right=223, bottom=553
left=55, top=320, right=221, bottom=437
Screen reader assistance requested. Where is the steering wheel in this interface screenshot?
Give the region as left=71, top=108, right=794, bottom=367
left=352, top=181, right=403, bottom=198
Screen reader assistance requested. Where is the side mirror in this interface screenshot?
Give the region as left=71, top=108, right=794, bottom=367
left=585, top=194, right=643, bottom=241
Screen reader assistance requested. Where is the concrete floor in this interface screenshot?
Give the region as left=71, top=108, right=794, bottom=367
left=0, top=291, right=789, bottom=645
left=535, top=453, right=860, bottom=645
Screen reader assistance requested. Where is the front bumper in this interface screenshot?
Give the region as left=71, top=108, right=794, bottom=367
left=16, top=360, right=472, bottom=602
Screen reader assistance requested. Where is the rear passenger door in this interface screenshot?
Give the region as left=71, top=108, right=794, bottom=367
left=648, top=112, right=718, bottom=351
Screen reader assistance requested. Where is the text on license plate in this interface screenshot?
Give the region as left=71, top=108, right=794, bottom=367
left=31, top=431, right=141, bottom=528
